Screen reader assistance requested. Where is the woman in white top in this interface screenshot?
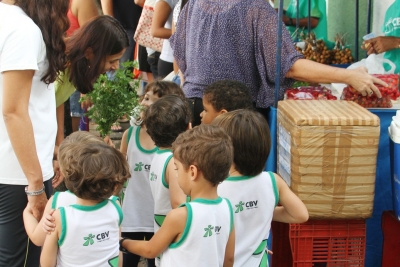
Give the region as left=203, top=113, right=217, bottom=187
left=152, top=0, right=179, bottom=78
left=0, top=0, right=69, bottom=266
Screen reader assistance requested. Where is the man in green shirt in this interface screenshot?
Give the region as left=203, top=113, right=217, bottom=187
left=363, top=0, right=400, bottom=74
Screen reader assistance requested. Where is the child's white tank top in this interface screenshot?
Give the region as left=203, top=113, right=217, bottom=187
left=160, top=197, right=234, bottom=267
left=56, top=199, right=122, bottom=267
left=52, top=191, right=119, bottom=209
left=217, top=171, right=279, bottom=267
left=122, top=125, right=158, bottom=233
left=148, top=149, right=173, bottom=233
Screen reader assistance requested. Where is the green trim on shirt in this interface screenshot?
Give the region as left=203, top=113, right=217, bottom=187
left=161, top=154, right=173, bottom=189
left=191, top=197, right=223, bottom=205
left=156, top=149, right=172, bottom=154
left=135, top=126, right=158, bottom=154
left=169, top=204, right=192, bottom=249
left=110, top=199, right=124, bottom=226
left=224, top=198, right=234, bottom=233
left=268, top=172, right=280, bottom=207
left=52, top=192, right=60, bottom=209
left=58, top=207, right=67, bottom=247
left=70, top=199, right=108, bottom=211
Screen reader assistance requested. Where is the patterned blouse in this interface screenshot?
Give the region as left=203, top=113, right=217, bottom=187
left=170, top=0, right=303, bottom=108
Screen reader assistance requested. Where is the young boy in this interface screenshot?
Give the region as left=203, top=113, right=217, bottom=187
left=120, top=124, right=235, bottom=267
left=213, top=110, right=309, bottom=267
left=143, top=95, right=192, bottom=265
left=200, top=80, right=254, bottom=124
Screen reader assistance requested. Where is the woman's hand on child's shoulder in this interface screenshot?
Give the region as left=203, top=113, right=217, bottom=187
left=42, top=209, right=56, bottom=235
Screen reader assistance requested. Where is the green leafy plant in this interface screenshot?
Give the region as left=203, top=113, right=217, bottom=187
left=81, top=61, right=140, bottom=137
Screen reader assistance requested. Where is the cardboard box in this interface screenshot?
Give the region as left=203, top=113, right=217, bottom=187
left=277, top=100, right=380, bottom=219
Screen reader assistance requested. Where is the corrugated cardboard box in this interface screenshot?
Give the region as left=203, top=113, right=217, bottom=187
left=277, top=100, right=380, bottom=219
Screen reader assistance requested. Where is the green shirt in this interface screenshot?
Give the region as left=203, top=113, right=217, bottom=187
left=54, top=68, right=76, bottom=107
left=382, top=0, right=400, bottom=74
left=285, top=0, right=327, bottom=43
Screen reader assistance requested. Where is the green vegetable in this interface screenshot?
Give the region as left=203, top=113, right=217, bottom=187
left=81, top=61, right=140, bottom=137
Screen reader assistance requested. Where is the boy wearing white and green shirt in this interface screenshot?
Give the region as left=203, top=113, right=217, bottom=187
left=213, top=110, right=309, bottom=267
left=120, top=125, right=235, bottom=267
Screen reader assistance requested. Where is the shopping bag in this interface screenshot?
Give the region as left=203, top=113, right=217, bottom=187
left=134, top=0, right=163, bottom=52
left=347, top=53, right=396, bottom=74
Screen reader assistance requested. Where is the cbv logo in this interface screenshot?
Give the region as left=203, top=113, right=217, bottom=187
left=235, top=200, right=258, bottom=213
left=203, top=225, right=222, bottom=237
left=150, top=172, right=157, bottom=181
left=96, top=231, right=110, bottom=242
left=134, top=162, right=151, bottom=172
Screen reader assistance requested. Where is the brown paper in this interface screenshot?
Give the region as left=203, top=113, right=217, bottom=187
left=277, top=100, right=380, bottom=219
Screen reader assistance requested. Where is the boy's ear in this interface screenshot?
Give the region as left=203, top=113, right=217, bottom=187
left=189, top=164, right=199, bottom=181
left=219, top=109, right=228, bottom=115
left=187, top=122, right=192, bottom=130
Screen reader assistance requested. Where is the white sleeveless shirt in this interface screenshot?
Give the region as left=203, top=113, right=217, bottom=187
left=122, top=125, right=158, bottom=233
left=160, top=197, right=233, bottom=267
left=56, top=199, right=122, bottom=267
left=148, top=149, right=174, bottom=232
left=217, top=172, right=279, bottom=267
left=51, top=191, right=119, bottom=209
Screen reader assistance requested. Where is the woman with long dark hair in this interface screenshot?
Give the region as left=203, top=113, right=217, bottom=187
left=0, top=0, right=69, bottom=266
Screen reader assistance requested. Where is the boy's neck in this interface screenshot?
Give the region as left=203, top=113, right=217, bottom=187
left=75, top=198, right=103, bottom=206
left=229, top=165, right=243, bottom=177
left=189, top=183, right=219, bottom=201
left=158, top=146, right=172, bottom=150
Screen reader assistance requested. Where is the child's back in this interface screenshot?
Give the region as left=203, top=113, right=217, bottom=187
left=213, top=110, right=308, bottom=267
left=161, top=197, right=233, bottom=266
left=56, top=198, right=121, bottom=267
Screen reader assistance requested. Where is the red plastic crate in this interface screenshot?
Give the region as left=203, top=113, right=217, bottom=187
left=289, top=220, right=366, bottom=267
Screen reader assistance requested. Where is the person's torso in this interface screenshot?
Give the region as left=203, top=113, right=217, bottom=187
left=149, top=150, right=173, bottom=232
left=122, top=125, right=158, bottom=232
left=0, top=3, right=57, bottom=185
left=217, top=172, right=279, bottom=267
left=56, top=199, right=122, bottom=267
left=382, top=0, right=400, bottom=74
left=66, top=0, right=80, bottom=37
left=160, top=198, right=233, bottom=267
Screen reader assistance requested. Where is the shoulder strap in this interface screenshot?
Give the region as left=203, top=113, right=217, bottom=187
left=268, top=172, right=279, bottom=207
left=58, top=207, right=67, bottom=247
left=52, top=191, right=60, bottom=209
left=223, top=198, right=234, bottom=233
left=127, top=126, right=134, bottom=144
left=109, top=199, right=124, bottom=226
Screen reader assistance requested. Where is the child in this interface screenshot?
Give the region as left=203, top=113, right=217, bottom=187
left=120, top=124, right=235, bottom=267
left=118, top=81, right=184, bottom=267
left=143, top=95, right=191, bottom=265
left=24, top=138, right=130, bottom=267
left=200, top=80, right=254, bottom=124
left=212, top=110, right=309, bottom=267
left=24, top=131, right=110, bottom=246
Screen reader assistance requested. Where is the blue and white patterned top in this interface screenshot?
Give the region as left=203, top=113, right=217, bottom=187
left=170, top=0, right=303, bottom=108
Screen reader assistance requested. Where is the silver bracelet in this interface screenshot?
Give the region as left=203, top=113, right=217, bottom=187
left=25, top=184, right=45, bottom=196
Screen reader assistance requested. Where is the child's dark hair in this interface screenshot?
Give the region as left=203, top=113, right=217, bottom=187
left=212, top=110, right=271, bottom=176
left=144, top=95, right=191, bottom=147
left=203, top=80, right=254, bottom=112
left=59, top=142, right=130, bottom=201
left=144, top=80, right=185, bottom=100
left=172, top=124, right=233, bottom=186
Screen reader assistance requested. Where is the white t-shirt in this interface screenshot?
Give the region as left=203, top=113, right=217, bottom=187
left=0, top=3, right=57, bottom=185
left=156, top=0, right=178, bottom=63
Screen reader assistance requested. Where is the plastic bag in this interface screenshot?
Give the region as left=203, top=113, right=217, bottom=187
left=285, top=86, right=337, bottom=100
left=347, top=53, right=396, bottom=74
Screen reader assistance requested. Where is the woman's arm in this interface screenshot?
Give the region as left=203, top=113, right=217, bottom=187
left=151, top=1, right=173, bottom=39
left=100, top=0, right=114, bottom=16
left=2, top=70, right=48, bottom=220
left=40, top=210, right=61, bottom=267
left=135, top=0, right=146, bottom=7
left=72, top=0, right=99, bottom=26
left=272, top=174, right=309, bottom=223
left=286, top=59, right=387, bottom=97
left=283, top=16, right=319, bottom=28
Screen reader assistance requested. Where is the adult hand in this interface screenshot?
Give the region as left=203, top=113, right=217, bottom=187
left=362, top=36, right=400, bottom=55
left=52, top=161, right=64, bottom=189
left=80, top=95, right=92, bottom=110
left=346, top=67, right=387, bottom=97
left=28, top=193, right=48, bottom=221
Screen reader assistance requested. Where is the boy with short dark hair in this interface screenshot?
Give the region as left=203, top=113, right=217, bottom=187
left=120, top=124, right=235, bottom=267
left=201, top=80, right=254, bottom=124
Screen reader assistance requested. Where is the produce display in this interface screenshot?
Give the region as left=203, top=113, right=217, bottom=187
left=341, top=74, right=400, bottom=108
left=285, top=86, right=337, bottom=100
left=295, top=33, right=353, bottom=65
